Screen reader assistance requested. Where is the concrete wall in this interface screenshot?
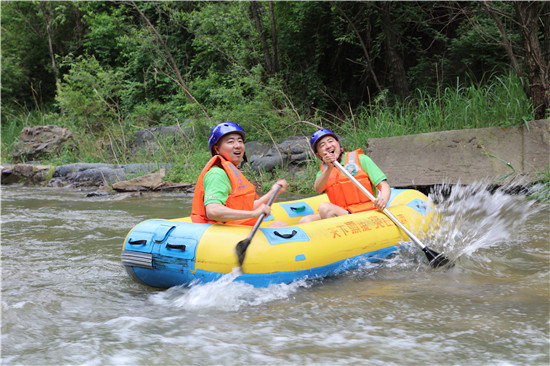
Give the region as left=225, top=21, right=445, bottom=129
left=366, top=119, right=549, bottom=187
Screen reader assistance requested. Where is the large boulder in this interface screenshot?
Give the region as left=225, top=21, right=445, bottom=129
left=1, top=163, right=54, bottom=185
left=10, top=125, right=74, bottom=162
left=106, top=121, right=208, bottom=158
left=248, top=135, right=313, bottom=171
left=103, top=121, right=211, bottom=160
left=112, top=169, right=166, bottom=191
left=49, top=163, right=125, bottom=187
left=130, top=124, right=188, bottom=154
left=111, top=168, right=194, bottom=193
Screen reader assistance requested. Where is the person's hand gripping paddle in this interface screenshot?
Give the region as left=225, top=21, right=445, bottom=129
left=235, top=185, right=282, bottom=271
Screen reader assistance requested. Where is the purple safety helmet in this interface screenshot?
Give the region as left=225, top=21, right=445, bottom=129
left=208, top=122, right=246, bottom=156
left=310, top=128, right=339, bottom=153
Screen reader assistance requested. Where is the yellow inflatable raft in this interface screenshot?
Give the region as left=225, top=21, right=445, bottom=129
left=121, top=188, right=433, bottom=288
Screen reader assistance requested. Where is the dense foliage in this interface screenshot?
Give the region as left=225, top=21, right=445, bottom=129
left=1, top=1, right=548, bottom=184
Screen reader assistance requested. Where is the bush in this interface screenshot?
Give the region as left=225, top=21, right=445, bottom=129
left=56, top=55, right=125, bottom=133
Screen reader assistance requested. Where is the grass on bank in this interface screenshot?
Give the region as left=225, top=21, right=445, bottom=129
left=2, top=73, right=547, bottom=200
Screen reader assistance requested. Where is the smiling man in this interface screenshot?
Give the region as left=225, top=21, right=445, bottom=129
left=191, top=122, right=288, bottom=227
left=299, top=128, right=391, bottom=223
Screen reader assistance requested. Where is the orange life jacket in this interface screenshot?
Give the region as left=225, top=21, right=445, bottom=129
left=322, top=149, right=376, bottom=213
left=191, top=155, right=257, bottom=225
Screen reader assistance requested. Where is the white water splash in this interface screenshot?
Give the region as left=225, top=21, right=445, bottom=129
left=148, top=269, right=312, bottom=311
left=426, top=180, right=544, bottom=265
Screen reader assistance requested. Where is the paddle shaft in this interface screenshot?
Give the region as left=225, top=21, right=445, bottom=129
left=333, top=161, right=428, bottom=251
left=248, top=184, right=281, bottom=239
left=236, top=184, right=282, bottom=266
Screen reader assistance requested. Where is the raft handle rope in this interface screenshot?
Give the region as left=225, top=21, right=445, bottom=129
left=166, top=243, right=186, bottom=250
left=273, top=230, right=298, bottom=239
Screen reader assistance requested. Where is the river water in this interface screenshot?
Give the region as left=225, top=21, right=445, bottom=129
left=1, top=183, right=549, bottom=366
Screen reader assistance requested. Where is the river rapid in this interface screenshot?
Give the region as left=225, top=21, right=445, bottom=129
left=1, top=183, right=549, bottom=366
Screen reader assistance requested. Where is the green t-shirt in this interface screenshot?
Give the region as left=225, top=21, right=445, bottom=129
left=316, top=152, right=387, bottom=195
left=203, top=166, right=232, bottom=205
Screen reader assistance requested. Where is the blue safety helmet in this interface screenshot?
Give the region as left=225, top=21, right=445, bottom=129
left=208, top=122, right=246, bottom=156
left=310, top=128, right=339, bottom=153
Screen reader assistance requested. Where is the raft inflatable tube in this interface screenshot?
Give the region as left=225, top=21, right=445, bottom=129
left=121, top=188, right=434, bottom=288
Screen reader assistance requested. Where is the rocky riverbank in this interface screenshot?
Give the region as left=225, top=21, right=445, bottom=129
left=2, top=119, right=548, bottom=195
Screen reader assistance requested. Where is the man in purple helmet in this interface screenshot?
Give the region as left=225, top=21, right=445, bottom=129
left=191, top=122, right=288, bottom=227
left=299, top=128, right=391, bottom=223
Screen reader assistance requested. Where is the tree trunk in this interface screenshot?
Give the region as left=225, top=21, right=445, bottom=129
left=378, top=2, right=409, bottom=101
left=130, top=1, right=206, bottom=119
left=544, top=2, right=550, bottom=65
left=250, top=1, right=274, bottom=74
left=40, top=2, right=58, bottom=88
left=514, top=1, right=549, bottom=119
left=332, top=2, right=382, bottom=94
left=481, top=1, right=526, bottom=88
left=268, top=1, right=279, bottom=73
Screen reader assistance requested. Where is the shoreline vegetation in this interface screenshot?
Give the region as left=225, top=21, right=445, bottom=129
left=2, top=74, right=549, bottom=203
left=2, top=2, right=548, bottom=201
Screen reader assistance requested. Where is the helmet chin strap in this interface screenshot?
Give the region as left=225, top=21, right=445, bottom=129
left=218, top=152, right=233, bottom=164
left=337, top=148, right=344, bottom=163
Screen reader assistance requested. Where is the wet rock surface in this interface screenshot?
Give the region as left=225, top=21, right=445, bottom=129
left=247, top=135, right=313, bottom=171
left=10, top=125, right=74, bottom=162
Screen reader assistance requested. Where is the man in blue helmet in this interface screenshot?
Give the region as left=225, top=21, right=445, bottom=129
left=191, top=122, right=288, bottom=227
left=299, top=128, right=391, bottom=223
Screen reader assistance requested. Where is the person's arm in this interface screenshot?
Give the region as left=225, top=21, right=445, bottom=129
left=203, top=167, right=269, bottom=222
left=314, top=150, right=340, bottom=193
left=205, top=203, right=269, bottom=222
left=359, top=154, right=391, bottom=210
left=254, top=180, right=288, bottom=208
left=314, top=166, right=332, bottom=193
left=203, top=167, right=279, bottom=222
left=374, top=180, right=391, bottom=210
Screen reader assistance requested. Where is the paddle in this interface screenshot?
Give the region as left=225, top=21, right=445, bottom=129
left=333, top=161, right=451, bottom=268
left=235, top=184, right=282, bottom=268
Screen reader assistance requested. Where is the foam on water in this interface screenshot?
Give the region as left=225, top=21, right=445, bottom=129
left=2, top=185, right=548, bottom=365
left=148, top=268, right=313, bottom=311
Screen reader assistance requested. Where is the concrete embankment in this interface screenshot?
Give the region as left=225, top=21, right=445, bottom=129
left=367, top=119, right=549, bottom=187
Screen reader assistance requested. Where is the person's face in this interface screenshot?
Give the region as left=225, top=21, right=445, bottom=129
left=315, top=135, right=340, bottom=159
left=214, top=133, right=245, bottom=165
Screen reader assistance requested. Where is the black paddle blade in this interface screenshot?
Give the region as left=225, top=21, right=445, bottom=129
left=422, top=247, right=452, bottom=268
left=235, top=238, right=251, bottom=267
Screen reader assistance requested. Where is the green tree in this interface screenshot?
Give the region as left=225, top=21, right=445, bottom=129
left=1, top=1, right=84, bottom=109
left=2, top=0, right=542, bottom=135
